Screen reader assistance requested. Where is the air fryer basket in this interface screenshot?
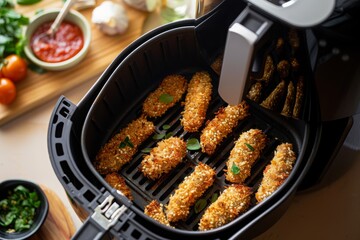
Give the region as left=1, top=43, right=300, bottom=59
left=48, top=0, right=324, bottom=239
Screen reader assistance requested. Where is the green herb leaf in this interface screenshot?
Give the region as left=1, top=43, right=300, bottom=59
left=186, top=138, right=201, bottom=151
left=165, top=132, right=173, bottom=139
left=159, top=93, right=173, bottom=104
left=16, top=0, right=41, bottom=6
left=194, top=199, right=207, bottom=213
left=119, top=136, right=134, bottom=148
left=141, top=148, right=152, bottom=153
left=245, top=143, right=255, bottom=151
left=162, top=124, right=171, bottom=130
left=231, top=162, right=240, bottom=175
left=119, top=142, right=127, bottom=148
left=210, top=193, right=219, bottom=203
left=152, top=133, right=165, bottom=140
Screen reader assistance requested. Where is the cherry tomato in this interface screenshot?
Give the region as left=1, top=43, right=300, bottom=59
left=0, top=78, right=17, bottom=105
left=1, top=54, right=27, bottom=82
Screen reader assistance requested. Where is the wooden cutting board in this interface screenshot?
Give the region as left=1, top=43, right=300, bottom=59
left=29, top=185, right=76, bottom=240
left=0, top=0, right=148, bottom=126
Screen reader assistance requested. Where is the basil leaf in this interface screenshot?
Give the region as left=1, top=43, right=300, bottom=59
left=124, top=136, right=134, bottom=148
left=186, top=138, right=201, bottom=151
left=245, top=143, right=254, bottom=151
left=231, top=162, right=240, bottom=175
left=119, top=142, right=126, bottom=148
left=152, top=133, right=165, bottom=140
left=159, top=93, right=173, bottom=104
left=194, top=199, right=207, bottom=213
left=165, top=132, right=173, bottom=139
left=210, top=193, right=219, bottom=203
left=162, top=124, right=171, bottom=130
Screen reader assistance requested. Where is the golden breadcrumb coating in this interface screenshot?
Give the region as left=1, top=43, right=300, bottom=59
left=104, top=172, right=133, bottom=201
left=277, top=60, right=290, bottom=79
left=281, top=81, right=295, bottom=117
left=288, top=28, right=300, bottom=52
left=200, top=101, right=249, bottom=155
left=275, top=37, right=285, bottom=54
left=140, top=137, right=187, bottom=180
left=293, top=76, right=304, bottom=118
left=253, top=55, right=274, bottom=84
left=246, top=82, right=263, bottom=103
left=181, top=71, right=213, bottom=132
left=198, top=184, right=252, bottom=231
left=94, top=116, right=155, bottom=175
left=144, top=200, right=172, bottom=227
left=260, top=80, right=286, bottom=110
left=225, top=129, right=267, bottom=183
left=255, top=143, right=296, bottom=203
left=143, top=74, right=187, bottom=118
left=211, top=54, right=223, bottom=75
left=166, top=163, right=215, bottom=222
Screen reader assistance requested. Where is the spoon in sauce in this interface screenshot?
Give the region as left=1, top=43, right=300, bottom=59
left=32, top=0, right=77, bottom=44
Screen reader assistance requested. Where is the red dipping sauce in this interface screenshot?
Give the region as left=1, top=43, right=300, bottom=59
left=31, top=21, right=84, bottom=63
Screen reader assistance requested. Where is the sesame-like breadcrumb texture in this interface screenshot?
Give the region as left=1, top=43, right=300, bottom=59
left=198, top=184, right=252, bottom=231
left=140, top=137, right=187, bottom=180
left=166, top=163, right=215, bottom=222
left=94, top=116, right=155, bottom=175
left=225, top=129, right=267, bottom=183
left=144, top=200, right=171, bottom=227
left=281, top=81, right=295, bottom=117
left=260, top=80, right=286, bottom=110
left=255, top=143, right=296, bottom=203
left=293, top=76, right=304, bottom=118
left=104, top=172, right=133, bottom=200
left=200, top=101, right=249, bottom=155
left=143, top=74, right=187, bottom=118
left=246, top=82, right=262, bottom=103
left=181, top=71, right=213, bottom=132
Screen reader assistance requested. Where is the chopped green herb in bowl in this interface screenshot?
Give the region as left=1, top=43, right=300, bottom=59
left=0, top=179, right=48, bottom=240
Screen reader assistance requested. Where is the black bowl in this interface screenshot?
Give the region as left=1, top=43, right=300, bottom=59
left=0, top=179, right=49, bottom=240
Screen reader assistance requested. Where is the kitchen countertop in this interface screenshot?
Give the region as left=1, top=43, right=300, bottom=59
left=1, top=76, right=360, bottom=239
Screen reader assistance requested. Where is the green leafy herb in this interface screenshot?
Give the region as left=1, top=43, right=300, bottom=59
left=186, top=138, right=201, bottom=151
left=194, top=199, right=207, bottom=213
left=162, top=124, right=171, bottom=130
left=16, top=0, right=41, bottom=6
left=245, top=143, right=254, bottom=151
left=231, top=162, right=240, bottom=175
left=0, top=7, right=29, bottom=59
left=165, top=132, right=173, bottom=139
left=141, top=148, right=152, bottom=153
left=159, top=93, right=173, bottom=104
left=0, top=185, right=41, bottom=233
left=210, top=192, right=219, bottom=203
left=119, top=136, right=134, bottom=148
left=152, top=133, right=165, bottom=140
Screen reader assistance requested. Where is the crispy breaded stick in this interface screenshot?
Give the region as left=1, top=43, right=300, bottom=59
left=260, top=80, right=286, bottom=110
left=281, top=81, right=295, bottom=117
left=200, top=101, right=249, bottom=155
left=166, top=163, right=215, bottom=222
left=246, top=82, right=263, bottom=103
left=293, top=76, right=304, bottom=118
left=144, top=200, right=172, bottom=227
left=288, top=28, right=300, bottom=52
left=253, top=55, right=274, bottom=84
left=277, top=60, right=290, bottom=79
left=198, top=184, right=252, bottom=231
left=225, top=129, right=267, bottom=183
left=255, top=143, right=296, bottom=203
left=140, top=137, right=187, bottom=180
left=105, top=172, right=133, bottom=200
left=181, top=71, right=213, bottom=132
left=143, top=74, right=187, bottom=118
left=94, top=116, right=155, bottom=174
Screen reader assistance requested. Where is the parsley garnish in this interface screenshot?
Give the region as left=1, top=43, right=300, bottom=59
left=231, top=162, right=240, bottom=175
left=245, top=143, right=254, bottom=151
left=194, top=198, right=207, bottom=213
left=159, top=93, right=173, bottom=104
left=186, top=138, right=201, bottom=151
left=141, top=148, right=152, bottom=153
left=210, top=192, right=219, bottom=203
left=119, top=136, right=134, bottom=148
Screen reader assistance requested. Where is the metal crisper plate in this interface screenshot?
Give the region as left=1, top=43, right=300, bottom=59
left=81, top=25, right=308, bottom=233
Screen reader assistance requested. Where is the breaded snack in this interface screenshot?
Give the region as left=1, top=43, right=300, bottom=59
left=288, top=28, right=300, bottom=52
left=293, top=76, right=304, bottom=118
left=200, top=101, right=249, bottom=155
left=281, top=81, right=295, bottom=117
left=105, top=172, right=133, bottom=200
left=253, top=55, right=274, bottom=84
left=225, top=129, right=267, bottom=183
left=246, top=82, right=262, bottom=103
left=181, top=71, right=213, bottom=132
left=94, top=116, right=155, bottom=174
left=140, top=137, right=187, bottom=180
left=143, top=74, right=187, bottom=118
left=166, top=163, right=215, bottom=222
left=277, top=60, right=290, bottom=79
left=255, top=143, right=296, bottom=203
left=198, top=184, right=252, bottom=231
left=144, top=200, right=171, bottom=227
left=211, top=54, right=223, bottom=75
left=260, top=80, right=286, bottom=110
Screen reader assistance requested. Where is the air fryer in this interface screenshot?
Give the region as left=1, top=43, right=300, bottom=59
left=47, top=0, right=358, bottom=239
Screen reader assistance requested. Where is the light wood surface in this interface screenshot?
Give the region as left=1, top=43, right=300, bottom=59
left=29, top=185, right=76, bottom=240
left=0, top=0, right=147, bottom=126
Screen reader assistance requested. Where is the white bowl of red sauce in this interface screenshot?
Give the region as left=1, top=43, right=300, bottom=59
left=24, top=9, right=91, bottom=71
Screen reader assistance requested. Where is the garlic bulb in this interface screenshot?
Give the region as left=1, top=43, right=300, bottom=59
left=91, top=1, right=129, bottom=35
left=123, top=0, right=158, bottom=12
